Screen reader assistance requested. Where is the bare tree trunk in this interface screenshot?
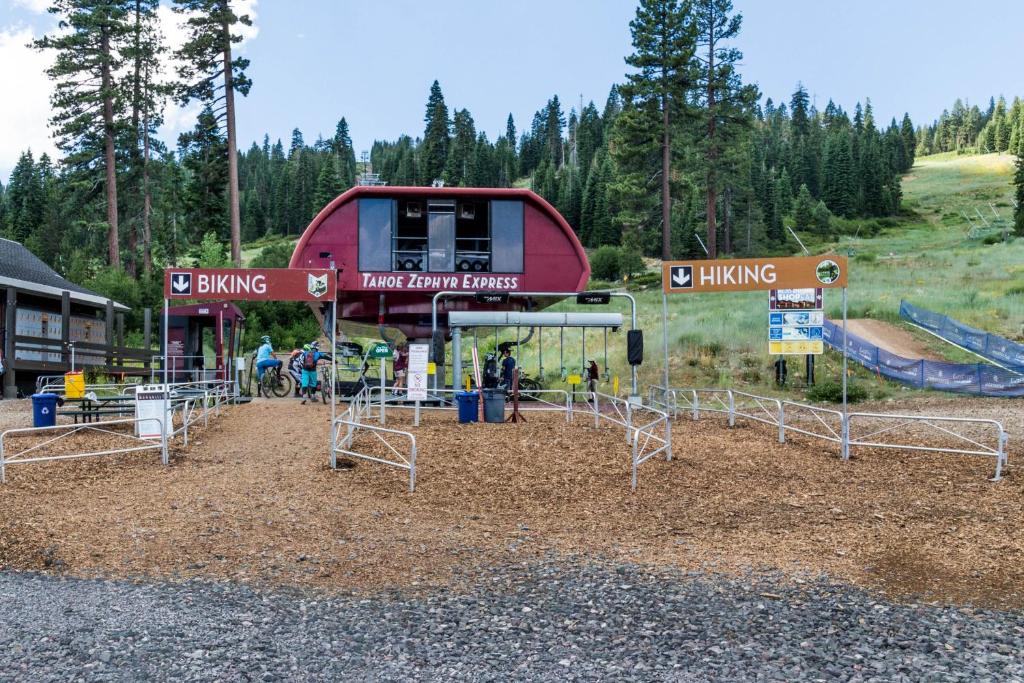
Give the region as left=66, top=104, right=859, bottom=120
left=723, top=185, right=732, bottom=253
left=223, top=22, right=242, bottom=267
left=100, top=27, right=120, bottom=269
left=142, top=94, right=152, bottom=275
left=704, top=23, right=717, bottom=260
left=661, top=78, right=672, bottom=260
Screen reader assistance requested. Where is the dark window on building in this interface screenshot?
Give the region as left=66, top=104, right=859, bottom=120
left=490, top=200, right=524, bottom=273
left=358, top=198, right=394, bottom=271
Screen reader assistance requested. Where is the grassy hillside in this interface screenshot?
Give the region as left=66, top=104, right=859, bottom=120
left=523, top=152, right=1024, bottom=395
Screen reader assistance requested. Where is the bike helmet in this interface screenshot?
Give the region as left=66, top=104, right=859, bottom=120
left=261, top=335, right=271, bottom=344
left=303, top=343, right=312, bottom=352
left=310, top=341, right=320, bottom=351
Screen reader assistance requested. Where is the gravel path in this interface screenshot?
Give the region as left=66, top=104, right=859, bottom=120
left=2, top=562, right=1022, bottom=682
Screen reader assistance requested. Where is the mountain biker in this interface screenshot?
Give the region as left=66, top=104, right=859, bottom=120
left=255, top=335, right=282, bottom=397
left=287, top=348, right=304, bottom=397
left=299, top=342, right=325, bottom=404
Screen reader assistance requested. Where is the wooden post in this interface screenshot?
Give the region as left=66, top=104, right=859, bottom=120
left=4, top=288, right=17, bottom=398
left=61, top=290, right=71, bottom=370
left=105, top=300, right=114, bottom=369
left=143, top=308, right=152, bottom=370
left=116, top=313, right=125, bottom=370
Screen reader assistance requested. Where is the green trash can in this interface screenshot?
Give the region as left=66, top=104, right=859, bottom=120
left=482, top=389, right=506, bottom=423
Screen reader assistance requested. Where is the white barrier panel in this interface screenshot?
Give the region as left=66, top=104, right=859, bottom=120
left=0, top=417, right=167, bottom=483
left=657, top=386, right=1009, bottom=481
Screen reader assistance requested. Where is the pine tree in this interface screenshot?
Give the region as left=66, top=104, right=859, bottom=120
left=34, top=0, right=133, bottom=267
left=173, top=0, right=253, bottom=266
left=420, top=80, right=450, bottom=185
left=899, top=113, right=915, bottom=171
left=3, top=151, right=44, bottom=243
left=312, top=159, right=342, bottom=215
left=792, top=183, right=814, bottom=230
left=124, top=0, right=164, bottom=274
left=444, top=108, right=477, bottom=186
left=616, top=0, right=697, bottom=259
left=178, top=105, right=229, bottom=244
left=332, top=118, right=357, bottom=187
left=693, top=0, right=759, bottom=258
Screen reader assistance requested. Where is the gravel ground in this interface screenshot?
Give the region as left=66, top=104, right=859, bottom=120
left=2, top=561, right=1022, bottom=682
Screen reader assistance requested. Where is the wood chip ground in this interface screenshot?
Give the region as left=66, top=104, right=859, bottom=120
left=1, top=398, right=1021, bottom=607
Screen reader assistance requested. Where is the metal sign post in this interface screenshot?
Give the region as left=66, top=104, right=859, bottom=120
left=329, top=270, right=337, bottom=465
left=841, top=286, right=849, bottom=459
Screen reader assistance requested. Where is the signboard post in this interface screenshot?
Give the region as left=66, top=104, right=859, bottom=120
left=367, top=342, right=393, bottom=425
left=661, top=255, right=849, bottom=431
left=135, top=383, right=171, bottom=440
left=408, top=343, right=429, bottom=425
left=768, top=288, right=824, bottom=355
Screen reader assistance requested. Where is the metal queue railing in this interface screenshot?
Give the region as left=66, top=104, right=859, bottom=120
left=647, top=385, right=1009, bottom=481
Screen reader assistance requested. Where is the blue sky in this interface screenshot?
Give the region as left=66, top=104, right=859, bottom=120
left=2, top=0, right=1023, bottom=180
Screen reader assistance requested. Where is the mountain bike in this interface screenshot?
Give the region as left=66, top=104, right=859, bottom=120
left=259, top=364, right=292, bottom=398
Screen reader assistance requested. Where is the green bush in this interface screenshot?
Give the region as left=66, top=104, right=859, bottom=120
left=806, top=381, right=868, bottom=403
left=854, top=252, right=877, bottom=263
left=590, top=245, right=622, bottom=280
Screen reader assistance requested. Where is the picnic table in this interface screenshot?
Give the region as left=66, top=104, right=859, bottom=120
left=60, top=395, right=136, bottom=424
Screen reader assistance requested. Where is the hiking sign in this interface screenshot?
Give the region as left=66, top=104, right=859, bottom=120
left=663, top=256, right=847, bottom=294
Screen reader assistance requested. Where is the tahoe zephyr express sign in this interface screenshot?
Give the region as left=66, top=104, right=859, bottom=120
left=164, top=268, right=337, bottom=302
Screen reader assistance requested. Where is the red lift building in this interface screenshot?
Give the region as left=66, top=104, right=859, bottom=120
left=289, top=187, right=590, bottom=340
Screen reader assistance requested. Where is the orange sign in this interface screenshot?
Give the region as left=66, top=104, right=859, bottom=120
left=663, top=255, right=847, bottom=293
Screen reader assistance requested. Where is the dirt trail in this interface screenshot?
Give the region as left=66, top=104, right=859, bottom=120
left=1, top=398, right=1023, bottom=607
left=846, top=318, right=944, bottom=360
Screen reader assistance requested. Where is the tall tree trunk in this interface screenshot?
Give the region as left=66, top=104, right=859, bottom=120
left=661, top=78, right=671, bottom=260
left=723, top=185, right=732, bottom=253
left=704, top=24, right=717, bottom=260
left=223, top=22, right=242, bottom=267
left=142, top=94, right=152, bottom=275
left=100, top=27, right=120, bottom=268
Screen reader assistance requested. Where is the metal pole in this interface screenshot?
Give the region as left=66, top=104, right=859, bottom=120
left=451, top=326, right=462, bottom=394
left=661, top=291, right=670, bottom=390
left=330, top=286, right=337, bottom=468
left=842, top=286, right=849, bottom=460
left=163, top=297, right=169, bottom=448
left=380, top=357, right=386, bottom=425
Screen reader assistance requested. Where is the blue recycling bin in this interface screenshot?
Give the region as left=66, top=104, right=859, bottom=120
left=455, top=391, right=479, bottom=424
left=32, top=393, right=59, bottom=428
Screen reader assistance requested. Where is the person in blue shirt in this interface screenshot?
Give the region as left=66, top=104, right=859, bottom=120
left=254, top=335, right=282, bottom=396
left=299, top=341, right=325, bottom=404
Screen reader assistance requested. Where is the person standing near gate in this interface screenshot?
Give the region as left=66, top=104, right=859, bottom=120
left=586, top=359, right=600, bottom=393
left=500, top=346, right=516, bottom=391
left=299, top=343, right=324, bottom=404
left=392, top=343, right=408, bottom=396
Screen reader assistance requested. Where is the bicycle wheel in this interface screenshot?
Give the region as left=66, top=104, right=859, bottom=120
left=519, top=377, right=542, bottom=392
left=269, top=372, right=292, bottom=398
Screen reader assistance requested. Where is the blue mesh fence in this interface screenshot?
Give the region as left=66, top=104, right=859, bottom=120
left=822, top=319, right=1024, bottom=397
left=900, top=300, right=1024, bottom=373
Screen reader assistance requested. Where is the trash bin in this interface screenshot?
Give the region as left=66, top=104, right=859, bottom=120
left=32, top=393, right=59, bottom=428
left=456, top=391, right=479, bottom=424
left=483, top=389, right=506, bottom=424
left=64, top=371, right=85, bottom=399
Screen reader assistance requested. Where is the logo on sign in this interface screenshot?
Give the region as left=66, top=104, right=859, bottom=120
left=815, top=259, right=841, bottom=284
left=670, top=265, right=693, bottom=289
left=170, top=272, right=192, bottom=295
left=307, top=273, right=328, bottom=298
